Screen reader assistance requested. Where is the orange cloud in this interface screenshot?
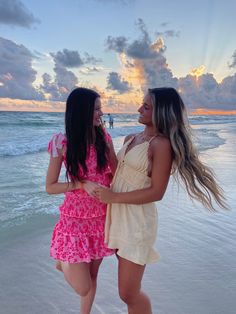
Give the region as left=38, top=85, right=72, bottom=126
left=119, top=53, right=145, bottom=87
left=191, top=108, right=236, bottom=115
left=0, top=95, right=139, bottom=113
left=0, top=98, right=65, bottom=112
left=1, top=97, right=235, bottom=115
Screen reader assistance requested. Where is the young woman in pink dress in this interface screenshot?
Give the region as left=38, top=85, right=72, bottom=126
left=46, top=87, right=117, bottom=314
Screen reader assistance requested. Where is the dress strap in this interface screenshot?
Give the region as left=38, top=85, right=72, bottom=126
left=126, top=135, right=135, bottom=145
left=148, top=136, right=156, bottom=144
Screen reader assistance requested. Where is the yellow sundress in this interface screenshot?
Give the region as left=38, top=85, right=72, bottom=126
left=105, top=136, right=160, bottom=265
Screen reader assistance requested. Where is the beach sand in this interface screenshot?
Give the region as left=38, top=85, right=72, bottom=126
left=0, top=215, right=126, bottom=314
left=1, top=122, right=236, bottom=314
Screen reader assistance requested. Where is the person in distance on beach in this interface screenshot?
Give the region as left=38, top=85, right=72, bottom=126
left=95, top=87, right=227, bottom=314
left=46, top=87, right=117, bottom=314
left=108, top=113, right=114, bottom=129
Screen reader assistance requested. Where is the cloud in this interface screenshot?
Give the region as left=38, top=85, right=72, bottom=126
left=40, top=65, right=78, bottom=102
left=0, top=0, right=39, bottom=28
left=106, top=21, right=172, bottom=62
left=156, top=30, right=180, bottom=38
left=160, top=22, right=169, bottom=27
left=0, top=37, right=43, bottom=100
left=0, top=97, right=65, bottom=112
left=79, top=66, right=104, bottom=75
left=50, top=49, right=84, bottom=68
left=178, top=72, right=236, bottom=110
left=0, top=19, right=235, bottom=112
left=126, top=39, right=155, bottom=59
left=126, top=19, right=156, bottom=59
left=40, top=73, right=60, bottom=100
left=178, top=73, right=219, bottom=110
left=104, top=95, right=138, bottom=113
left=107, top=72, right=131, bottom=93
left=218, top=74, right=236, bottom=109
left=50, top=49, right=101, bottom=68
left=84, top=52, right=102, bottom=64
left=106, top=36, right=128, bottom=53
left=228, top=50, right=236, bottom=68
left=106, top=19, right=177, bottom=92
left=105, top=19, right=236, bottom=111
left=54, top=65, right=78, bottom=93
left=41, top=48, right=102, bottom=101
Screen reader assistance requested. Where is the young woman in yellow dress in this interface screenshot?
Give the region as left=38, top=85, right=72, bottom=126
left=95, top=87, right=227, bottom=314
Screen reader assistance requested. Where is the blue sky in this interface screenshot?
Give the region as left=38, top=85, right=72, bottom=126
left=0, top=0, right=236, bottom=112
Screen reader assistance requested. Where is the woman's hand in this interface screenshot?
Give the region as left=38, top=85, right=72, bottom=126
left=95, top=186, right=116, bottom=203
left=75, top=180, right=100, bottom=198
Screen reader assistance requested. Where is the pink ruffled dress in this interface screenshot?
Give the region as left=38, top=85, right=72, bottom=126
left=48, top=132, right=115, bottom=263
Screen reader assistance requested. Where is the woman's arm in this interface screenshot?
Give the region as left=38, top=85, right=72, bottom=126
left=107, top=140, right=118, bottom=175
left=45, top=151, right=83, bottom=194
left=96, top=137, right=173, bottom=204
left=46, top=150, right=100, bottom=195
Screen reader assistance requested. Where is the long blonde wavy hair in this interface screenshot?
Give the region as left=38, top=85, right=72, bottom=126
left=149, top=87, right=228, bottom=211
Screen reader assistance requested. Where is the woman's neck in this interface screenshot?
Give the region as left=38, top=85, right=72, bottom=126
left=143, top=126, right=156, bottom=137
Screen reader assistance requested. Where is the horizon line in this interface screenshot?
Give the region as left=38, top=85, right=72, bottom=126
left=1, top=109, right=236, bottom=115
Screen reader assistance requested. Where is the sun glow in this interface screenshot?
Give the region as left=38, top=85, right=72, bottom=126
left=119, top=53, right=145, bottom=87
left=190, top=65, right=205, bottom=78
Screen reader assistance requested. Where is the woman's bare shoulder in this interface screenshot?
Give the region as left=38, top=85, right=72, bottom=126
left=124, top=133, right=137, bottom=144
left=150, top=135, right=172, bottom=153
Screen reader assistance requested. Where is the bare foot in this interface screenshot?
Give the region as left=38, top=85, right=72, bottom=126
left=55, top=260, right=62, bottom=272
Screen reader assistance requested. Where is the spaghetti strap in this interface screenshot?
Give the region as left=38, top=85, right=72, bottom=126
left=148, top=136, right=156, bottom=144
left=126, top=135, right=135, bottom=144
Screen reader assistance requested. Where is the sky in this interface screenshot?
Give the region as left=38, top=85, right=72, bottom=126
left=0, top=0, right=236, bottom=113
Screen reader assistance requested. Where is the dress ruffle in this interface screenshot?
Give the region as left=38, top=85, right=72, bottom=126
left=108, top=238, right=160, bottom=266
left=50, top=214, right=114, bottom=263
left=48, top=133, right=66, bottom=157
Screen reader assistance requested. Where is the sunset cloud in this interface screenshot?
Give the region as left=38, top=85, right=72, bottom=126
left=0, top=37, right=43, bottom=100
left=40, top=64, right=78, bottom=102
left=39, top=48, right=103, bottom=101
left=106, top=36, right=128, bottom=53
left=104, top=20, right=236, bottom=111
left=0, top=18, right=235, bottom=113
left=106, top=19, right=177, bottom=93
left=107, top=72, right=131, bottom=93
left=0, top=97, right=65, bottom=112
left=190, top=65, right=206, bottom=78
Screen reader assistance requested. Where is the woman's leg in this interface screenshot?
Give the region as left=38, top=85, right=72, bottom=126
left=60, top=259, right=103, bottom=314
left=60, top=261, right=92, bottom=297
left=80, top=258, right=103, bottom=314
left=55, top=260, right=62, bottom=272
left=118, top=256, right=152, bottom=314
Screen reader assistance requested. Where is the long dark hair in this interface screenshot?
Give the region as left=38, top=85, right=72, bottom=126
left=65, top=87, right=109, bottom=182
left=149, top=87, right=227, bottom=211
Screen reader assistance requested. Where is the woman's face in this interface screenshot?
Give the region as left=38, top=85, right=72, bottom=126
left=138, top=93, right=153, bottom=125
left=93, top=97, right=103, bottom=126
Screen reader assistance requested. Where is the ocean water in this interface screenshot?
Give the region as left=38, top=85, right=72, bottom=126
left=0, top=111, right=236, bottom=314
